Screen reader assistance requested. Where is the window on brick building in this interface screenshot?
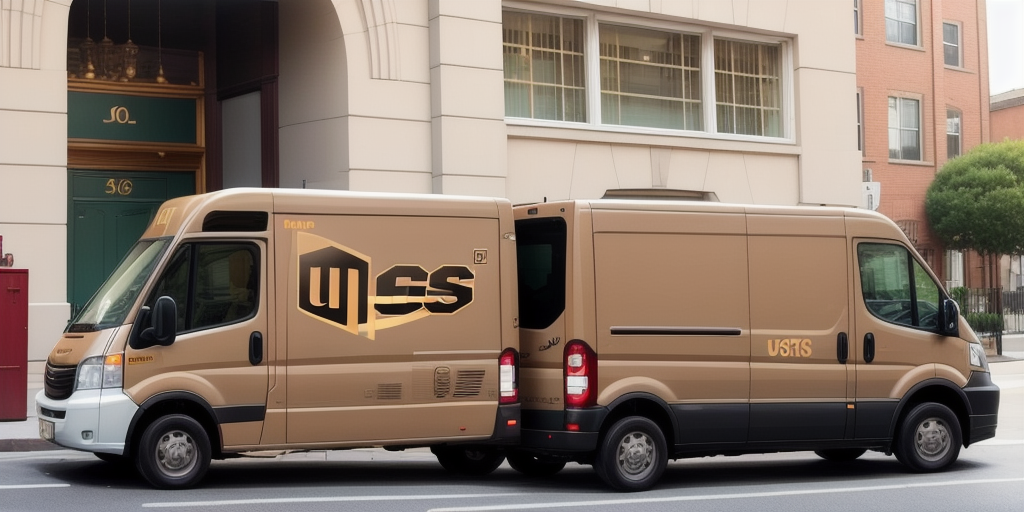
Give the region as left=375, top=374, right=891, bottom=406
left=885, top=0, right=918, bottom=46
left=943, top=22, right=962, bottom=67
left=854, top=0, right=863, bottom=36
left=888, top=96, right=921, bottom=161
left=857, top=89, right=864, bottom=153
left=947, top=109, right=961, bottom=159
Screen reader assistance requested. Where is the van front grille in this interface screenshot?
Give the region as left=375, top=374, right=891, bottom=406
left=44, top=363, right=77, bottom=400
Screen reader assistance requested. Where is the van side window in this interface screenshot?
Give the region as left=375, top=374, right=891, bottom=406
left=146, top=242, right=259, bottom=332
left=516, top=217, right=567, bottom=330
left=858, top=243, right=940, bottom=329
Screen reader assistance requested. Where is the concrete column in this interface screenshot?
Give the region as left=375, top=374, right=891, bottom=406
left=428, top=0, right=507, bottom=196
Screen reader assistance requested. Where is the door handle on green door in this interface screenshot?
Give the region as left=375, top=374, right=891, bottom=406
left=864, top=332, right=875, bottom=363
left=249, top=331, right=263, bottom=366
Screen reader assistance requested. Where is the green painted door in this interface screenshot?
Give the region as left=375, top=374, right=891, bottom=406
left=68, top=170, right=195, bottom=316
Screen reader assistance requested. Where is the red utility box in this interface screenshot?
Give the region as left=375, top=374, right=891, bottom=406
left=0, top=268, right=28, bottom=421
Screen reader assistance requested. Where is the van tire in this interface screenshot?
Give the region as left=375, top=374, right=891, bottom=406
left=895, top=403, right=962, bottom=472
left=431, top=446, right=505, bottom=476
left=594, top=416, right=667, bottom=491
left=136, top=414, right=211, bottom=489
left=507, top=451, right=566, bottom=477
left=814, top=448, right=867, bottom=462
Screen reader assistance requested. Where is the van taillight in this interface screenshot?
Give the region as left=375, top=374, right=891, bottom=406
left=499, top=348, right=519, bottom=404
left=564, top=340, right=597, bottom=408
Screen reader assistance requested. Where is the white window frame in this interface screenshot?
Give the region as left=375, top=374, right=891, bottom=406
left=942, top=21, right=963, bottom=68
left=857, top=88, right=864, bottom=154
left=946, top=108, right=962, bottom=160
left=888, top=94, right=923, bottom=162
left=854, top=0, right=863, bottom=37
left=885, top=0, right=920, bottom=47
left=502, top=2, right=795, bottom=144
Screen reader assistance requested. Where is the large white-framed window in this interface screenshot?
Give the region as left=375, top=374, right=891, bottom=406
left=946, top=108, right=962, bottom=159
left=502, top=11, right=587, bottom=122
left=943, top=22, right=962, bottom=68
left=885, top=0, right=918, bottom=46
left=888, top=96, right=921, bottom=161
left=501, top=4, right=793, bottom=142
left=944, top=250, right=964, bottom=290
left=598, top=25, right=703, bottom=130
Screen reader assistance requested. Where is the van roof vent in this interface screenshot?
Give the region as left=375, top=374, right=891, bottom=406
left=601, top=189, right=719, bottom=201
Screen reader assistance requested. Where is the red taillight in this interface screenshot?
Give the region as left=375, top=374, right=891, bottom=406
left=499, top=348, right=519, bottom=404
left=564, top=340, right=597, bottom=408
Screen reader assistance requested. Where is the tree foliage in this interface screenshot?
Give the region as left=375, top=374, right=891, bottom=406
left=925, top=140, right=1024, bottom=256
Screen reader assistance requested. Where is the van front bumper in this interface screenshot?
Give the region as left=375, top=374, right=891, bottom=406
left=963, top=371, right=1000, bottom=445
left=35, top=389, right=139, bottom=455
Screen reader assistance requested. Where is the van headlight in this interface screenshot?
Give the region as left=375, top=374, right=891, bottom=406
left=968, top=343, right=989, bottom=371
left=76, top=354, right=124, bottom=391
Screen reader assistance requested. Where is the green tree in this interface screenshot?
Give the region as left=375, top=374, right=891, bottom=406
left=926, top=140, right=1024, bottom=264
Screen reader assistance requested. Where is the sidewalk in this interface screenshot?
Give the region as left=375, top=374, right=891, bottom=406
left=4, top=344, right=1023, bottom=453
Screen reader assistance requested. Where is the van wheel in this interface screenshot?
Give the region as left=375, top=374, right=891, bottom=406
left=814, top=448, right=867, bottom=462
left=431, top=446, right=505, bottom=475
left=507, top=451, right=566, bottom=477
left=594, top=416, right=667, bottom=491
left=136, top=415, right=211, bottom=489
left=895, top=403, right=962, bottom=472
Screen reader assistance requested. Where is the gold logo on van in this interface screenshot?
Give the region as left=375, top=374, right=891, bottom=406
left=283, top=219, right=315, bottom=230
left=127, top=355, right=155, bottom=365
left=56, top=348, right=73, bottom=356
left=767, top=339, right=813, bottom=358
left=297, top=232, right=474, bottom=340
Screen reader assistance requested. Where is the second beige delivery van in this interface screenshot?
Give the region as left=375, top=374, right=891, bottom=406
left=511, top=199, right=999, bottom=491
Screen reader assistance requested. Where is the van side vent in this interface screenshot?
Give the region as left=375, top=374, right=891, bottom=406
left=377, top=383, right=402, bottom=400
left=434, top=367, right=451, bottom=398
left=453, top=369, right=486, bottom=397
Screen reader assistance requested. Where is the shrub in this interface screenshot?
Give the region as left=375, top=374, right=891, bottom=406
left=965, top=312, right=1003, bottom=333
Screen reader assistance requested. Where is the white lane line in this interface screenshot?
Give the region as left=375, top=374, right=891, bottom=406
left=0, top=484, right=71, bottom=490
left=975, top=439, right=1024, bottom=445
left=427, top=477, right=1024, bottom=512
left=143, top=493, right=525, bottom=508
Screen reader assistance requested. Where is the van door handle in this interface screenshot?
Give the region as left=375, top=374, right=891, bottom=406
left=249, top=331, right=263, bottom=366
left=864, top=332, right=875, bottom=364
left=837, top=332, right=848, bottom=364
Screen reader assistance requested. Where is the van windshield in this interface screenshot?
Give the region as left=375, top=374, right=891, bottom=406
left=68, top=238, right=171, bottom=333
left=515, top=217, right=567, bottom=329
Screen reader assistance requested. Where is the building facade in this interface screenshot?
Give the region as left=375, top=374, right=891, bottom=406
left=855, top=0, right=990, bottom=288
left=1, top=0, right=860, bottom=360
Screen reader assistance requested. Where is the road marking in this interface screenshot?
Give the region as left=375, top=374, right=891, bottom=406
left=143, top=493, right=525, bottom=508
left=975, top=439, right=1024, bottom=446
left=427, top=477, right=1024, bottom=511
left=0, top=484, right=70, bottom=490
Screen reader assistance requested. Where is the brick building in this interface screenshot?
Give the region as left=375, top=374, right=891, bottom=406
left=856, top=0, right=990, bottom=287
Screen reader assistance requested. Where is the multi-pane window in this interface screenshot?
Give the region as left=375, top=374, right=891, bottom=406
left=599, top=25, right=702, bottom=130
left=503, top=11, right=587, bottom=122
left=888, top=97, right=921, bottom=161
left=947, top=109, right=961, bottom=159
left=501, top=9, right=789, bottom=139
left=943, top=22, right=961, bottom=67
left=714, top=39, right=782, bottom=137
left=885, top=0, right=918, bottom=46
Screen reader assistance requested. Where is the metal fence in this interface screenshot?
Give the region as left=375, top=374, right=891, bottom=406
left=953, top=287, right=1015, bottom=354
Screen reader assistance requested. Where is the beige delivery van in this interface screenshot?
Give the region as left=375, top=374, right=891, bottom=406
left=36, top=188, right=520, bottom=489
left=510, top=199, right=999, bottom=491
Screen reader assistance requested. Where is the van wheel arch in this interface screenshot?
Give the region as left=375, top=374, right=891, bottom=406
left=600, top=395, right=676, bottom=452
left=127, top=393, right=222, bottom=460
left=889, top=380, right=970, bottom=451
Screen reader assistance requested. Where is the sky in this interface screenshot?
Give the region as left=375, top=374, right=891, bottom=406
left=988, top=0, right=1024, bottom=95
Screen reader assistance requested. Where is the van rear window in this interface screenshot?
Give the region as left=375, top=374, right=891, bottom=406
left=516, top=217, right=567, bottom=329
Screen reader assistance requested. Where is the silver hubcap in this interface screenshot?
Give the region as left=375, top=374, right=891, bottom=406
left=616, top=431, right=655, bottom=480
left=914, top=417, right=950, bottom=461
left=155, top=429, right=198, bottom=477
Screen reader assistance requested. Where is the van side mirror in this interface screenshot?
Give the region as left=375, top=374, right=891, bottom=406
left=130, top=296, right=177, bottom=349
left=941, top=298, right=960, bottom=337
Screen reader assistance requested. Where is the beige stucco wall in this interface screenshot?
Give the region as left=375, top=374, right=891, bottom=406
left=3, top=0, right=860, bottom=360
